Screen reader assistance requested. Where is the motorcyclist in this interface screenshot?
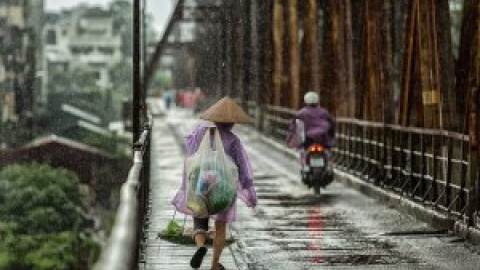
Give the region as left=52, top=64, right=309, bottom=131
left=287, top=91, right=335, bottom=150
left=286, top=92, right=335, bottom=185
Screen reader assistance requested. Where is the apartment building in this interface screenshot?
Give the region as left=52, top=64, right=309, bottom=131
left=44, top=5, right=122, bottom=91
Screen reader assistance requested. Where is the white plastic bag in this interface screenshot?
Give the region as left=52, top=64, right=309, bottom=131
left=185, top=128, right=238, bottom=217
left=296, top=119, right=305, bottom=144
left=286, top=119, right=305, bottom=148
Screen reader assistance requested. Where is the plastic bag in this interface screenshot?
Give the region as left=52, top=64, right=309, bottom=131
left=185, top=128, right=238, bottom=217
left=286, top=119, right=305, bottom=148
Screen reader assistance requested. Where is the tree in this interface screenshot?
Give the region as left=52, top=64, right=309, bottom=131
left=110, top=59, right=133, bottom=96
left=152, top=72, right=172, bottom=90
left=110, top=0, right=134, bottom=56
left=0, top=163, right=100, bottom=270
left=109, top=0, right=158, bottom=57
left=47, top=68, right=100, bottom=94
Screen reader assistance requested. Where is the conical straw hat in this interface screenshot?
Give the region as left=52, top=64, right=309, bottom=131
left=200, top=96, right=252, bottom=123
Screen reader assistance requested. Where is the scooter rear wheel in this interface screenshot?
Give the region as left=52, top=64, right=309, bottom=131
left=312, top=171, right=322, bottom=195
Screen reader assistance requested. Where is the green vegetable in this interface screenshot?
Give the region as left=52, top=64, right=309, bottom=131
left=206, top=177, right=236, bottom=214
left=164, top=220, right=182, bottom=236
left=156, top=230, right=236, bottom=246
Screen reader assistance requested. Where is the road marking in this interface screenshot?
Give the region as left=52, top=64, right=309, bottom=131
left=308, top=208, right=324, bottom=263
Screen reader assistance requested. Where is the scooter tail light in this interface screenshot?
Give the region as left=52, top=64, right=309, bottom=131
left=309, top=144, right=324, bottom=152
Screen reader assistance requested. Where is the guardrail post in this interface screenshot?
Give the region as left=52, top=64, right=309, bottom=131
left=133, top=0, right=142, bottom=143
left=477, top=88, right=480, bottom=226
left=471, top=87, right=479, bottom=226
left=136, top=123, right=151, bottom=268
left=133, top=140, right=143, bottom=270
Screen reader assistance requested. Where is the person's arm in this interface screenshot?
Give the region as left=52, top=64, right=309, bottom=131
left=326, top=113, right=336, bottom=148
left=231, top=138, right=257, bottom=208
left=184, top=124, right=208, bottom=156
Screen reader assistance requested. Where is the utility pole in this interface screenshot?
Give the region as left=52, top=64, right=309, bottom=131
left=133, top=0, right=142, bottom=143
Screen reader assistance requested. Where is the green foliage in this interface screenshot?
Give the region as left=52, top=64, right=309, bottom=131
left=0, top=163, right=82, bottom=234
left=152, top=72, right=172, bottom=91
left=108, top=59, right=133, bottom=119
left=109, top=59, right=132, bottom=95
left=110, top=0, right=133, bottom=56
left=19, top=233, right=76, bottom=270
left=0, top=121, right=34, bottom=147
left=47, top=68, right=100, bottom=94
left=109, top=0, right=158, bottom=56
left=0, top=164, right=100, bottom=270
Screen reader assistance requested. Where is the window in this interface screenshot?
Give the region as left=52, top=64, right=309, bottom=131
left=93, top=71, right=101, bottom=80
left=70, top=46, right=93, bottom=55
left=98, top=47, right=114, bottom=55
left=89, top=62, right=106, bottom=68
left=46, top=30, right=56, bottom=45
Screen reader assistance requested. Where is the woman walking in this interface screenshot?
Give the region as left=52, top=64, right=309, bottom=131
left=171, top=96, right=257, bottom=270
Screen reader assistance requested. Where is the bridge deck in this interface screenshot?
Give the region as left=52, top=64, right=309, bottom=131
left=141, top=103, right=480, bottom=270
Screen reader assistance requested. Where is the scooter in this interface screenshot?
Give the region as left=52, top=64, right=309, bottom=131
left=301, top=143, right=334, bottom=194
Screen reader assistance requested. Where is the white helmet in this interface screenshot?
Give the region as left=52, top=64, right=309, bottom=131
left=304, top=91, right=319, bottom=105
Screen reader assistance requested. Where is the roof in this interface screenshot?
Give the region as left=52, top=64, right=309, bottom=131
left=25, top=134, right=111, bottom=157
left=0, top=134, right=119, bottom=185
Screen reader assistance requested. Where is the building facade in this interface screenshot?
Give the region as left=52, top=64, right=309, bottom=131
left=44, top=5, right=122, bottom=91
left=0, top=0, right=44, bottom=123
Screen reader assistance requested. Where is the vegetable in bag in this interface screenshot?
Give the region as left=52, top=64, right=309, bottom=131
left=185, top=127, right=238, bottom=217
left=206, top=177, right=237, bottom=214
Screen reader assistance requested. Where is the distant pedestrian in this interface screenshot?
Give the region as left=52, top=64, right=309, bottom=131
left=163, top=90, right=174, bottom=110
left=172, top=96, right=257, bottom=270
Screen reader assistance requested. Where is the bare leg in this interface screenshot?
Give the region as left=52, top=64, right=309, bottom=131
left=191, top=218, right=208, bottom=269
left=194, top=232, right=206, bottom=247
left=211, top=220, right=227, bottom=269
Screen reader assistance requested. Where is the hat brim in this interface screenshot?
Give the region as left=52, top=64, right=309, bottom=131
left=199, top=97, right=252, bottom=124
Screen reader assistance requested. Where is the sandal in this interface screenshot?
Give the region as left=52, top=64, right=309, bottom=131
left=190, top=246, right=207, bottom=269
left=211, top=263, right=226, bottom=270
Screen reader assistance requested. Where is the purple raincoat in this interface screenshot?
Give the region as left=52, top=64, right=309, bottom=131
left=286, top=105, right=336, bottom=148
left=171, top=121, right=257, bottom=222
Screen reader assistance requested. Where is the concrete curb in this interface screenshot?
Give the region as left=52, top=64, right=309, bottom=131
left=241, top=125, right=480, bottom=245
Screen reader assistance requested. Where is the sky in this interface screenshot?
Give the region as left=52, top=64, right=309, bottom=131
left=45, top=0, right=174, bottom=34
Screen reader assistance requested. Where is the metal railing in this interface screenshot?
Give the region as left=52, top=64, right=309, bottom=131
left=264, top=105, right=297, bottom=140
left=333, top=118, right=476, bottom=222
left=93, top=120, right=152, bottom=270
left=262, top=106, right=479, bottom=227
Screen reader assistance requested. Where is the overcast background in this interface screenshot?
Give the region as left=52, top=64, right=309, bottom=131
left=45, top=0, right=174, bottom=34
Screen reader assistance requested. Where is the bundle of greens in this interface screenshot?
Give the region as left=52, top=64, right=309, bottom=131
left=156, top=221, right=235, bottom=246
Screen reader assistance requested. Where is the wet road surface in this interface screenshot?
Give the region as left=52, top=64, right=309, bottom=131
left=145, top=106, right=480, bottom=270
left=233, top=127, right=480, bottom=270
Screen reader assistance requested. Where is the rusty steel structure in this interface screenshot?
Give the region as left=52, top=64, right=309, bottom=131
left=151, top=1, right=476, bottom=129
left=146, top=0, right=480, bottom=235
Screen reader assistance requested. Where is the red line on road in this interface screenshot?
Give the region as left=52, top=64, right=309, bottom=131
left=308, top=208, right=323, bottom=263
